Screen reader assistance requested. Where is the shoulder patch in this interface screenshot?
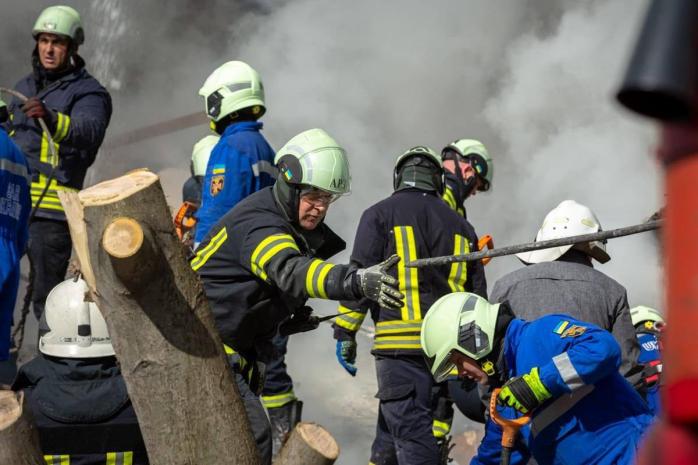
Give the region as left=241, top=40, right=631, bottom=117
left=553, top=320, right=570, bottom=335
left=553, top=321, right=588, bottom=338
left=210, top=174, right=224, bottom=196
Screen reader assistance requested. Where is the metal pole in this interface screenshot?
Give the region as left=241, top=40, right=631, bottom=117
left=407, top=220, right=661, bottom=268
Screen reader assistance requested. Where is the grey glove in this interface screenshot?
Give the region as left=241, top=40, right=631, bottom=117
left=356, top=255, right=404, bottom=310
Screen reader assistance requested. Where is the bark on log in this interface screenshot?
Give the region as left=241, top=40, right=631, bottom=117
left=0, top=390, right=44, bottom=465
left=274, top=422, right=339, bottom=465
left=58, top=169, right=260, bottom=465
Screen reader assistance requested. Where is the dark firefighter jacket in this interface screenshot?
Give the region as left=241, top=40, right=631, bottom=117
left=12, top=355, right=148, bottom=465
left=4, top=55, right=112, bottom=220
left=442, top=172, right=466, bottom=218
left=192, top=186, right=360, bottom=362
left=333, top=189, right=487, bottom=356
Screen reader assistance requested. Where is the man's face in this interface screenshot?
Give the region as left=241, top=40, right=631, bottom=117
left=298, top=189, right=333, bottom=230
left=449, top=351, right=489, bottom=385
left=37, top=33, right=71, bottom=71
left=442, top=158, right=483, bottom=197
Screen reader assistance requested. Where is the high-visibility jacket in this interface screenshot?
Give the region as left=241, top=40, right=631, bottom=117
left=12, top=355, right=149, bottom=465
left=0, top=127, right=31, bottom=360
left=194, top=121, right=276, bottom=243
left=5, top=56, right=112, bottom=220
left=333, top=189, right=487, bottom=356
left=192, top=186, right=360, bottom=362
left=472, top=315, right=653, bottom=465
left=441, top=172, right=466, bottom=218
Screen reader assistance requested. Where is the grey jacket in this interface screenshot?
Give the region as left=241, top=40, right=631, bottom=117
left=490, top=253, right=641, bottom=385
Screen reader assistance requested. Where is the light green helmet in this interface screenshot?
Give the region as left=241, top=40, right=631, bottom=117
left=421, top=292, right=500, bottom=382
left=630, top=305, right=665, bottom=328
left=275, top=128, right=351, bottom=197
left=32, top=5, right=84, bottom=45
left=191, top=135, right=220, bottom=177
left=199, top=61, right=265, bottom=122
left=444, top=139, right=493, bottom=191
left=395, top=145, right=443, bottom=171
left=0, top=97, right=6, bottom=109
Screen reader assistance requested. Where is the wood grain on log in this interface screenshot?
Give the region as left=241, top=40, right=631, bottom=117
left=0, top=390, right=44, bottom=465
left=274, top=422, right=339, bottom=465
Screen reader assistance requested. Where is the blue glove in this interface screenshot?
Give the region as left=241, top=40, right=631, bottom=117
left=336, top=339, right=357, bottom=376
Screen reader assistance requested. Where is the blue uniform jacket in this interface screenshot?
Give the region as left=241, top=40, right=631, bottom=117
left=0, top=127, right=31, bottom=359
left=5, top=58, right=111, bottom=220
left=637, top=331, right=661, bottom=416
left=194, top=122, right=276, bottom=243
left=472, top=315, right=652, bottom=465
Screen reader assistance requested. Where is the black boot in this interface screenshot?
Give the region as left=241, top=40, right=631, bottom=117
left=268, top=399, right=303, bottom=457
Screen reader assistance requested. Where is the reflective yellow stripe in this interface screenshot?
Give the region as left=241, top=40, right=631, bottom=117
left=443, top=186, right=457, bottom=210
left=44, top=456, right=70, bottom=465
left=335, top=304, right=367, bottom=331
left=53, top=113, right=71, bottom=143
left=375, top=319, right=422, bottom=335
left=250, top=234, right=299, bottom=281
left=394, top=226, right=420, bottom=321
left=106, top=451, right=133, bottom=465
left=32, top=126, right=68, bottom=213
left=373, top=334, right=421, bottom=350
left=191, top=226, right=228, bottom=271
left=447, top=234, right=469, bottom=292
left=433, top=419, right=451, bottom=438
left=261, top=390, right=297, bottom=409
left=305, top=259, right=335, bottom=299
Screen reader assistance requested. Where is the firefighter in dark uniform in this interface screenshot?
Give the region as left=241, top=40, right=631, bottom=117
left=4, top=6, right=112, bottom=328
left=440, top=139, right=493, bottom=219
left=192, top=128, right=404, bottom=465
left=332, top=146, right=487, bottom=465
left=12, top=278, right=148, bottom=465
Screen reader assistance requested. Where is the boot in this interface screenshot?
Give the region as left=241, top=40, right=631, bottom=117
left=268, top=399, right=303, bottom=457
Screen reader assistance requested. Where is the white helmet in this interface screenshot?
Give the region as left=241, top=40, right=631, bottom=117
left=40, top=278, right=115, bottom=358
left=517, top=200, right=610, bottom=265
left=199, top=61, right=265, bottom=122
left=191, top=135, right=220, bottom=177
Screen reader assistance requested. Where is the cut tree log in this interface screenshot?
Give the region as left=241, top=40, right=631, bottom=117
left=58, top=169, right=260, bottom=465
left=274, top=422, right=340, bottom=465
left=0, top=390, right=44, bottom=465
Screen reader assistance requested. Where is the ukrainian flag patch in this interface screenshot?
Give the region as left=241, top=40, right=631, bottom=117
left=212, top=164, right=226, bottom=175
left=553, top=320, right=570, bottom=335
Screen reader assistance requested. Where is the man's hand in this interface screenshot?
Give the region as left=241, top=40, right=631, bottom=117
left=497, top=367, right=552, bottom=414
left=356, top=255, right=404, bottom=310
left=279, top=306, right=320, bottom=336
left=21, top=97, right=56, bottom=131
left=336, top=339, right=357, bottom=376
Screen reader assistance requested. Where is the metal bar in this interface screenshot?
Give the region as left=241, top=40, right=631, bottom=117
left=407, top=220, right=662, bottom=268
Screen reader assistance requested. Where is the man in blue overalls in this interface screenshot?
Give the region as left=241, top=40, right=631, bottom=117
left=422, top=292, right=653, bottom=465
left=630, top=305, right=664, bottom=416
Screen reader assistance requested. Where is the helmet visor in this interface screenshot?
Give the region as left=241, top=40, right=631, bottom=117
left=427, top=350, right=457, bottom=383
left=465, top=153, right=490, bottom=191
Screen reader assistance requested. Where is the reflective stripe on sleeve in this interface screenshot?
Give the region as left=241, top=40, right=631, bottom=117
left=44, top=456, right=70, bottom=465
left=191, top=227, right=228, bottom=271
left=250, top=234, right=300, bottom=281
left=106, top=451, right=133, bottom=465
left=261, top=390, right=297, bottom=409
left=0, top=158, right=30, bottom=181
left=335, top=304, right=366, bottom=331
left=447, top=234, right=469, bottom=292
left=394, top=226, right=421, bottom=321
left=305, top=259, right=335, bottom=299
left=53, top=113, right=71, bottom=143
left=552, top=352, right=585, bottom=391
left=433, top=419, right=451, bottom=438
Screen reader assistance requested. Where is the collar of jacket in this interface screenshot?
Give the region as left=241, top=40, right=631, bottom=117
left=32, top=51, right=86, bottom=91
left=556, top=249, right=593, bottom=267
left=221, top=120, right=263, bottom=137
left=391, top=187, right=440, bottom=197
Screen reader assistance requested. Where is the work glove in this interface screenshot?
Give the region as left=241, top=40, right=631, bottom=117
left=497, top=367, right=552, bottom=414
left=633, top=360, right=662, bottom=391
left=336, top=339, right=357, bottom=376
left=278, top=306, right=320, bottom=337
left=356, top=255, right=404, bottom=310
left=21, top=97, right=56, bottom=132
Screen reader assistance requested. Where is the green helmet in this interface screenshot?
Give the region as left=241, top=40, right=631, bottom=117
left=199, top=61, right=265, bottom=122
left=32, top=5, right=84, bottom=45
left=421, top=292, right=500, bottom=382
left=630, top=305, right=665, bottom=328
left=393, top=146, right=444, bottom=194
left=0, top=97, right=6, bottom=109
left=275, top=128, right=351, bottom=197
left=191, top=135, right=220, bottom=177
left=443, top=139, right=493, bottom=191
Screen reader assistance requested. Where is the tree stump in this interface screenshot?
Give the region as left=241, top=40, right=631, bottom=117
left=58, top=169, right=260, bottom=465
left=274, top=422, right=339, bottom=465
left=0, top=390, right=44, bottom=465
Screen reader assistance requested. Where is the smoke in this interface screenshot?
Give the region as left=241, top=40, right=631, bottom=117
left=3, top=1, right=659, bottom=463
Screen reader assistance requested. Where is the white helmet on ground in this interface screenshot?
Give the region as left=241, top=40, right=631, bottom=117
left=40, top=278, right=115, bottom=358
left=516, top=200, right=610, bottom=265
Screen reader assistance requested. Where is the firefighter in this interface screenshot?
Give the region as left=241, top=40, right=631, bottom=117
left=194, top=60, right=276, bottom=244
left=192, top=128, right=404, bottom=465
left=12, top=278, right=148, bottom=464
left=3, top=5, right=112, bottom=329
left=0, top=98, right=30, bottom=384
left=332, top=146, right=487, bottom=465
left=491, top=200, right=642, bottom=386
left=630, top=305, right=664, bottom=416
left=422, top=292, right=653, bottom=465
left=440, top=139, right=493, bottom=218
